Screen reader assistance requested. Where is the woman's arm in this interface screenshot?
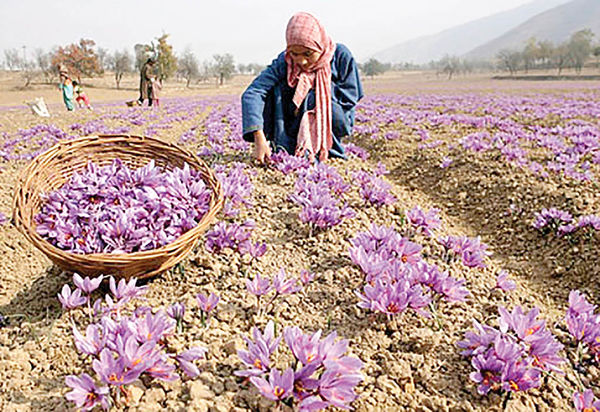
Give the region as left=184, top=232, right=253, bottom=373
left=241, top=52, right=286, bottom=140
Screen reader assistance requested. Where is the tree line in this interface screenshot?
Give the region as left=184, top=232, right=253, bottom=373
left=1, top=34, right=266, bottom=88
left=496, top=29, right=598, bottom=76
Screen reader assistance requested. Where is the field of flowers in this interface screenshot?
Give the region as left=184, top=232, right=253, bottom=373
left=0, top=78, right=599, bottom=411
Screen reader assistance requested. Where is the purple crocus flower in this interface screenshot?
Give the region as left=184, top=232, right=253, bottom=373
left=246, top=273, right=273, bottom=297
left=249, top=368, right=294, bottom=401
left=64, top=373, right=110, bottom=411
left=300, top=269, right=316, bottom=285
left=318, top=365, right=362, bottom=409
left=93, top=348, right=142, bottom=386
left=72, top=324, right=105, bottom=356
left=284, top=327, right=323, bottom=366
left=469, top=354, right=503, bottom=395
left=167, top=302, right=185, bottom=322
left=58, top=284, right=87, bottom=310
left=175, top=346, right=208, bottom=378
left=196, top=292, right=220, bottom=313
left=73, top=273, right=103, bottom=295
left=495, top=270, right=516, bottom=292
left=236, top=321, right=281, bottom=377
left=109, top=277, right=147, bottom=302
left=272, top=268, right=302, bottom=295
left=573, top=389, right=600, bottom=412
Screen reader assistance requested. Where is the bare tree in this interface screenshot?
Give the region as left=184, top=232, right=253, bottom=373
left=3, top=48, right=20, bottom=71
left=567, top=29, right=594, bottom=74
left=178, top=48, right=199, bottom=87
left=553, top=44, right=570, bottom=75
left=34, top=48, right=53, bottom=83
left=496, top=49, right=521, bottom=76
left=439, top=55, right=461, bottom=79
left=109, top=49, right=132, bottom=89
left=212, top=53, right=235, bottom=86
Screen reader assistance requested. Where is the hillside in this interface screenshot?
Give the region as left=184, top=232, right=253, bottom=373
left=370, top=0, right=569, bottom=64
left=466, top=0, right=600, bottom=60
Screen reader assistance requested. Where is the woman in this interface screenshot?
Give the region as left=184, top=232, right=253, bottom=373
left=242, top=12, right=363, bottom=163
left=138, top=57, right=156, bottom=106
left=58, top=68, right=75, bottom=111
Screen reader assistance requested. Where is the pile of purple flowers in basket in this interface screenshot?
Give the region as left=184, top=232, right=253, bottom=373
left=35, top=159, right=212, bottom=254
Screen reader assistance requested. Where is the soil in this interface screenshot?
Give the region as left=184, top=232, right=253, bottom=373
left=0, top=72, right=598, bottom=411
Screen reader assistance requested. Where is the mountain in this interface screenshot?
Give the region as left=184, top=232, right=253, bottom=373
left=465, top=0, right=600, bottom=60
left=371, top=0, right=570, bottom=64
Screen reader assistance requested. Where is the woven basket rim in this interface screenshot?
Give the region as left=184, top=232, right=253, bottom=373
left=12, top=134, right=224, bottom=273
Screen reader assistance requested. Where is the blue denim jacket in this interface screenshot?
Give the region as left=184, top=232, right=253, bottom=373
left=241, top=43, right=363, bottom=159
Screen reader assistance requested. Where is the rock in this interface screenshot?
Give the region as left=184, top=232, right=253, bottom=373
left=143, top=387, right=166, bottom=404
left=211, top=380, right=225, bottom=395
left=134, top=402, right=162, bottom=412
left=376, top=375, right=402, bottom=397
left=189, top=381, right=216, bottom=400
left=222, top=339, right=240, bottom=356
left=128, top=380, right=145, bottom=405
left=189, top=399, right=212, bottom=412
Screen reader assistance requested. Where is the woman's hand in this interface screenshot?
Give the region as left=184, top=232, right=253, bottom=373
left=253, top=130, right=271, bottom=164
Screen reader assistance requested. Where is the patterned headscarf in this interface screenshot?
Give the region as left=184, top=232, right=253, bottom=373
left=285, top=12, right=336, bottom=161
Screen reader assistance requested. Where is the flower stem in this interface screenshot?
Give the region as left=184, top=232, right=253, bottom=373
left=428, top=302, right=443, bottom=331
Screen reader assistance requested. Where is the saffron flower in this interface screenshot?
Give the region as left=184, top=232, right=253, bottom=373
left=64, top=373, right=110, bottom=411
left=495, top=270, right=516, bottom=292
left=73, top=273, right=103, bottom=295
left=250, top=368, right=295, bottom=401
left=58, top=284, right=87, bottom=310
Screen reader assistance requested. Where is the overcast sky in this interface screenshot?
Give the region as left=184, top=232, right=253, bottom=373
left=0, top=0, right=565, bottom=64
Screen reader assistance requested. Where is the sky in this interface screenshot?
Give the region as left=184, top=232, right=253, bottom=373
left=0, top=0, right=564, bottom=65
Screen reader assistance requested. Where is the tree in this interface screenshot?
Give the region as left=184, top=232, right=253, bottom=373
left=522, top=37, right=539, bottom=73
left=212, top=53, right=235, bottom=85
left=134, top=43, right=153, bottom=71
left=109, top=49, right=132, bottom=89
left=156, top=33, right=177, bottom=81
left=553, top=43, right=570, bottom=75
left=178, top=48, right=199, bottom=87
left=439, top=55, right=461, bottom=79
left=34, top=48, right=54, bottom=83
left=594, top=46, right=600, bottom=68
left=51, top=39, right=103, bottom=81
left=96, top=47, right=110, bottom=71
left=496, top=49, right=521, bottom=76
left=536, top=40, right=554, bottom=69
left=567, top=29, right=594, bottom=74
left=247, top=63, right=265, bottom=75
left=3, top=48, right=20, bottom=70
left=361, top=58, right=387, bottom=78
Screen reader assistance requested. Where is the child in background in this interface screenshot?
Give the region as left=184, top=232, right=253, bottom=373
left=73, top=80, right=93, bottom=110
left=151, top=78, right=162, bottom=107
left=58, top=69, right=75, bottom=111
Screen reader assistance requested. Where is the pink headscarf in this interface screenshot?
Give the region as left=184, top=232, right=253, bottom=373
left=285, top=12, right=336, bottom=161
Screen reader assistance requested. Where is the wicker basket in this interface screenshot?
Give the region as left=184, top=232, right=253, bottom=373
left=12, top=134, right=224, bottom=279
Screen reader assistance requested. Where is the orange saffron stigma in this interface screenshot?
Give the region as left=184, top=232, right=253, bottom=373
left=253, top=359, right=262, bottom=369
left=509, top=381, right=519, bottom=391
left=273, top=386, right=285, bottom=397
left=401, top=255, right=408, bottom=263
left=387, top=303, right=399, bottom=313
left=306, top=354, right=316, bottom=363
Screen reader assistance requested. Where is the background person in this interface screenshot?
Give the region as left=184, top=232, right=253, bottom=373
left=58, top=68, right=75, bottom=111
left=138, top=57, right=156, bottom=106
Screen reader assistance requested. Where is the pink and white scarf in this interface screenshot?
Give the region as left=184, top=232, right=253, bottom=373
left=285, top=12, right=336, bottom=161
